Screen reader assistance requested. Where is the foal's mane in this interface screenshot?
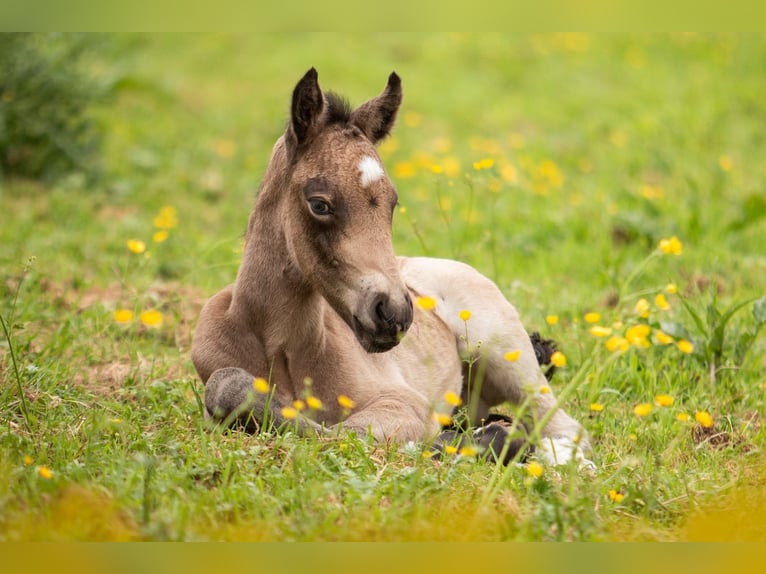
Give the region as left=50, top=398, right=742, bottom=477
left=324, top=91, right=352, bottom=126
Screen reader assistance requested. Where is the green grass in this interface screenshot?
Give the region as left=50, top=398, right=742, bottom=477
left=1, top=33, right=765, bottom=541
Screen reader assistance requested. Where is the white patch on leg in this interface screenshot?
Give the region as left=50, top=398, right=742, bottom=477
left=358, top=156, right=384, bottom=187
left=538, top=436, right=596, bottom=472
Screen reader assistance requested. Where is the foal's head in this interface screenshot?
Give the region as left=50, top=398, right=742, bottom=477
left=273, top=68, right=413, bottom=352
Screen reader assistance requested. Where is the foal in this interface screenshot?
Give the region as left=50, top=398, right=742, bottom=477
left=192, top=68, right=594, bottom=468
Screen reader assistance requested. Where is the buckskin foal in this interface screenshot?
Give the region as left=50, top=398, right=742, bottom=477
left=192, top=68, right=594, bottom=468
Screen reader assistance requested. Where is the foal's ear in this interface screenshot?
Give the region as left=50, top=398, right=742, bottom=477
left=350, top=72, right=402, bottom=144
left=287, top=67, right=325, bottom=153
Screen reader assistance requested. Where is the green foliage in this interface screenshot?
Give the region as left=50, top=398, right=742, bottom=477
left=0, top=33, right=104, bottom=182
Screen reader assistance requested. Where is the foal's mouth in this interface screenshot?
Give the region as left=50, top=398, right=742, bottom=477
left=351, top=315, right=405, bottom=353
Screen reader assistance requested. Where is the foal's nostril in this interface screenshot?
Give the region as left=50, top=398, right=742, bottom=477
left=375, top=298, right=395, bottom=326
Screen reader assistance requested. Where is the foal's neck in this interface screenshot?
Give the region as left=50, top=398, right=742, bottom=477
left=231, top=195, right=326, bottom=354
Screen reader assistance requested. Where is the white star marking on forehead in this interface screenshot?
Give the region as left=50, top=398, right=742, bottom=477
left=358, top=156, right=385, bottom=187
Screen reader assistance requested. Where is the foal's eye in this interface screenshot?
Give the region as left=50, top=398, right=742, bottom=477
left=308, top=198, right=332, bottom=217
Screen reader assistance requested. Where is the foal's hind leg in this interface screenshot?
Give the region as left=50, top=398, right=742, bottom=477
left=401, top=257, right=594, bottom=469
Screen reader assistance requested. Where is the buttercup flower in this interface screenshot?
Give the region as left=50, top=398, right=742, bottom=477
left=590, top=403, right=604, bottom=412
left=526, top=461, right=544, bottom=478
left=444, top=391, right=462, bottom=407
left=114, top=309, right=134, bottom=324
left=550, top=351, right=567, bottom=367
left=504, top=350, right=521, bottom=362
left=608, top=489, right=625, bottom=503
left=605, top=336, right=629, bottom=353
left=306, top=396, right=323, bottom=410
left=127, top=239, right=146, bottom=254
left=459, top=446, right=478, bottom=457
left=337, top=395, right=356, bottom=409
left=655, top=293, right=670, bottom=311
left=584, top=312, right=601, bottom=324
left=433, top=412, right=453, bottom=426
left=459, top=309, right=472, bottom=321
left=545, top=315, right=559, bottom=326
left=695, top=411, right=713, bottom=428
left=139, top=309, right=164, bottom=328
left=654, top=330, right=674, bottom=345
left=676, top=413, right=690, bottom=422
left=152, top=230, right=169, bottom=243
left=539, top=385, right=551, bottom=395
left=658, top=236, right=683, bottom=255
left=634, top=298, right=650, bottom=318
left=38, top=466, right=53, bottom=479
left=589, top=325, right=612, bottom=338
left=654, top=394, right=674, bottom=407
left=292, top=400, right=306, bottom=411
left=665, top=283, right=678, bottom=294
left=633, top=403, right=653, bottom=417
left=281, top=407, right=297, bottom=420
left=415, top=296, right=436, bottom=311
left=253, top=378, right=270, bottom=394
left=677, top=339, right=694, bottom=354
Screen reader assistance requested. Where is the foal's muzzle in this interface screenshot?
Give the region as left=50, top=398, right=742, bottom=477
left=353, top=290, right=413, bottom=353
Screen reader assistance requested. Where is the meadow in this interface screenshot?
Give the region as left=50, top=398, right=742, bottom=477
left=1, top=33, right=765, bottom=541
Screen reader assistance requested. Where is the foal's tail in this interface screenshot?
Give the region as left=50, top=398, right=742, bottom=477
left=528, top=331, right=558, bottom=381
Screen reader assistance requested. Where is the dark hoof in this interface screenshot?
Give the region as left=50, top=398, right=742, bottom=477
left=431, top=414, right=533, bottom=465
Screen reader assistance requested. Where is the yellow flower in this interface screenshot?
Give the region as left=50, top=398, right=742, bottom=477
left=127, top=239, right=146, bottom=254
left=605, top=336, right=629, bottom=353
left=459, top=446, right=478, bottom=457
left=38, top=466, right=53, bottom=479
left=695, top=411, right=714, bottom=428
left=545, top=315, right=559, bottom=326
left=654, top=293, right=670, bottom=311
left=139, top=309, right=164, bottom=328
left=444, top=391, right=462, bottom=407
left=654, top=330, right=674, bottom=345
left=526, top=461, right=544, bottom=478
left=590, top=403, right=604, bottom=412
left=676, top=413, right=690, bottom=422
left=113, top=309, right=134, bottom=324
left=445, top=445, right=458, bottom=455
left=433, top=412, right=453, bottom=426
left=393, top=161, right=416, bottom=179
left=504, top=350, right=521, bottom=362
left=281, top=407, right=297, bottom=420
left=633, top=403, right=653, bottom=417
left=584, top=312, right=601, bottom=324
left=23, top=455, right=33, bottom=466
left=337, top=395, right=356, bottom=409
left=608, top=489, right=625, bottom=503
left=152, top=230, right=169, bottom=243
left=654, top=394, right=674, bottom=407
left=459, top=309, right=472, bottom=321
left=292, top=400, right=306, bottom=411
left=634, top=298, right=651, bottom=318
left=626, top=324, right=651, bottom=348
left=306, top=396, right=323, bottom=410
left=153, top=206, right=178, bottom=229
left=665, top=283, right=678, bottom=294
left=589, top=325, right=612, bottom=338
left=430, top=164, right=444, bottom=174
left=415, top=296, right=436, bottom=311
left=658, top=236, right=683, bottom=255
left=472, top=157, right=495, bottom=170
left=550, top=351, right=567, bottom=368
left=719, top=155, right=733, bottom=172
left=252, top=377, right=270, bottom=394
left=539, top=385, right=551, bottom=395
left=677, top=339, right=694, bottom=354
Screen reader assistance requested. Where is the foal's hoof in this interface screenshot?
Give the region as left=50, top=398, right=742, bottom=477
left=538, top=435, right=597, bottom=472
left=431, top=414, right=533, bottom=465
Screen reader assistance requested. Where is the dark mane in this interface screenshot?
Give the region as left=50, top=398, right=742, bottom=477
left=324, top=91, right=352, bottom=125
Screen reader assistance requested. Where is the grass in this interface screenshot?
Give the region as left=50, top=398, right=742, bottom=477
left=1, top=33, right=765, bottom=541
